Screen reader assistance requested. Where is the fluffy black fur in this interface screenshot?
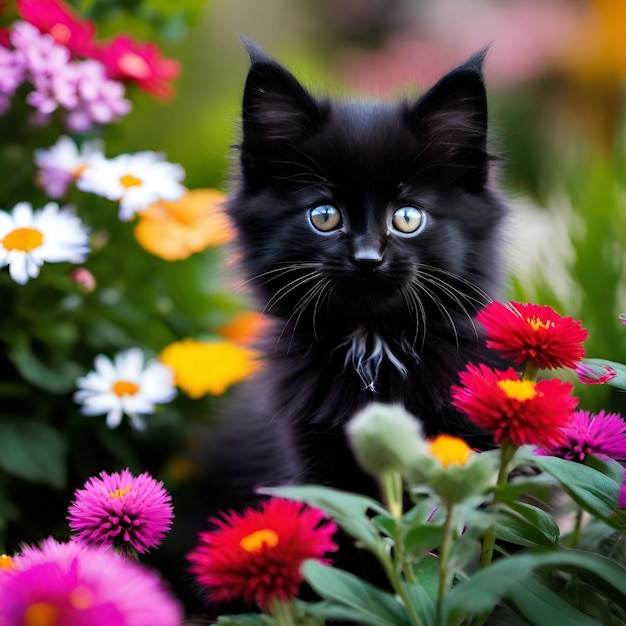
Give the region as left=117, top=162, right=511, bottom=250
left=180, top=41, right=510, bottom=617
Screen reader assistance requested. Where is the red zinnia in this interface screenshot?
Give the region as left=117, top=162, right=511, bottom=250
left=187, top=498, right=338, bottom=610
left=93, top=35, right=180, bottom=99
left=17, top=0, right=96, bottom=57
left=451, top=363, right=578, bottom=448
left=477, top=301, right=588, bottom=370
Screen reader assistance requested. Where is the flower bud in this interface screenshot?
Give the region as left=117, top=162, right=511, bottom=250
left=346, top=403, right=427, bottom=477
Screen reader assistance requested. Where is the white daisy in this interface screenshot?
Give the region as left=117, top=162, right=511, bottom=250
left=74, top=347, right=177, bottom=431
left=76, top=151, right=186, bottom=221
left=34, top=135, right=105, bottom=198
left=0, top=201, right=90, bottom=285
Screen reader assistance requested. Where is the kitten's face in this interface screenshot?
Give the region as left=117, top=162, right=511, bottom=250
left=228, top=43, right=506, bottom=331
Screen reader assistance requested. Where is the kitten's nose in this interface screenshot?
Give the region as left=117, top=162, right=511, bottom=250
left=352, top=246, right=383, bottom=272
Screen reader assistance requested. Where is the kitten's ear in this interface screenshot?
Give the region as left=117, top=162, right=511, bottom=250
left=408, top=49, right=490, bottom=191
left=240, top=38, right=327, bottom=146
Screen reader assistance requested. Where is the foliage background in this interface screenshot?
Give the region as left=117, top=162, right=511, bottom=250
left=1, top=0, right=626, bottom=618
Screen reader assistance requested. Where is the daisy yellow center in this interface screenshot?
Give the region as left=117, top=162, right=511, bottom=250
left=23, top=602, right=59, bottom=626
left=0, top=554, right=14, bottom=569
left=497, top=379, right=537, bottom=401
left=2, top=227, right=43, bottom=252
left=118, top=53, right=151, bottom=79
left=109, top=485, right=132, bottom=499
left=239, top=528, right=279, bottom=552
left=112, top=380, right=140, bottom=397
left=72, top=164, right=88, bottom=178
left=526, top=316, right=554, bottom=331
left=120, top=174, right=142, bottom=188
left=429, top=434, right=472, bottom=468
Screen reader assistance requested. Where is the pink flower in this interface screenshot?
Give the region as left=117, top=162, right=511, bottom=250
left=9, top=21, right=130, bottom=130
left=537, top=410, right=626, bottom=462
left=68, top=468, right=173, bottom=555
left=93, top=34, right=180, bottom=99
left=16, top=0, right=96, bottom=57
left=0, top=538, right=182, bottom=626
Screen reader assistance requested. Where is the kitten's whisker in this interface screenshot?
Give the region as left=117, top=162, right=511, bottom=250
left=234, top=262, right=321, bottom=294
left=417, top=272, right=480, bottom=340
left=263, top=270, right=322, bottom=315
left=414, top=280, right=461, bottom=352
left=417, top=264, right=492, bottom=304
left=404, top=282, right=428, bottom=352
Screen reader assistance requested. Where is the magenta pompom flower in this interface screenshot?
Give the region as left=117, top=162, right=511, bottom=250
left=187, top=498, right=338, bottom=611
left=0, top=538, right=182, bottom=626
left=451, top=363, right=577, bottom=448
left=68, top=468, right=173, bottom=555
left=477, top=301, right=588, bottom=370
left=537, top=410, right=626, bottom=462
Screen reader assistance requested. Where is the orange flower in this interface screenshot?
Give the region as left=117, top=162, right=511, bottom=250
left=429, top=434, right=472, bottom=468
left=217, top=311, right=268, bottom=346
left=159, top=339, right=260, bottom=397
left=134, top=189, right=233, bottom=261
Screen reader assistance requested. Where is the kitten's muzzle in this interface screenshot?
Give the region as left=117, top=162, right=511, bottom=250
left=352, top=244, right=384, bottom=274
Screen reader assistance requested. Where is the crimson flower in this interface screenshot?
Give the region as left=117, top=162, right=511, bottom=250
left=93, top=35, right=180, bottom=99
left=451, top=363, right=577, bottom=448
left=537, top=410, right=626, bottom=462
left=187, top=498, right=338, bottom=611
left=68, top=468, right=174, bottom=555
left=16, top=0, right=96, bottom=57
left=477, top=301, right=588, bottom=369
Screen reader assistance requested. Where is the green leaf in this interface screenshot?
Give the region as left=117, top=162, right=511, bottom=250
left=505, top=574, right=600, bottom=626
left=0, top=418, right=67, bottom=488
left=263, top=485, right=389, bottom=554
left=493, top=502, right=560, bottom=548
left=402, top=523, right=445, bottom=556
left=9, top=338, right=82, bottom=394
left=302, top=560, right=411, bottom=626
left=443, top=550, right=626, bottom=625
left=533, top=456, right=620, bottom=525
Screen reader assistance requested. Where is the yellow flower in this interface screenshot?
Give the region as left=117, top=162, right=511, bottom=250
left=0, top=554, right=14, bottom=569
left=134, top=189, right=234, bottom=261
left=428, top=434, right=472, bottom=469
left=159, top=339, right=260, bottom=397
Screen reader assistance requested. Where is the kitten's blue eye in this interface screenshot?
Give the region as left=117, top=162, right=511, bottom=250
left=392, top=206, right=425, bottom=235
left=309, top=205, right=341, bottom=232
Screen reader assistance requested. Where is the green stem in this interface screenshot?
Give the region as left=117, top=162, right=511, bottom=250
left=268, top=599, right=296, bottom=626
left=436, top=504, right=456, bottom=626
left=523, top=360, right=539, bottom=382
left=565, top=508, right=584, bottom=549
left=381, top=555, right=424, bottom=626
left=380, top=470, right=404, bottom=519
left=480, top=442, right=517, bottom=568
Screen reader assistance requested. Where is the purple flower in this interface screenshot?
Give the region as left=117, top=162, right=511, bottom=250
left=7, top=21, right=130, bottom=130
left=68, top=468, right=173, bottom=555
left=0, top=538, right=182, bottom=626
left=537, top=409, right=626, bottom=462
left=0, top=46, right=25, bottom=113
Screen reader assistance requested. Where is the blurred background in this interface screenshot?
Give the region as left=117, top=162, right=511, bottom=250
left=1, top=0, right=626, bottom=619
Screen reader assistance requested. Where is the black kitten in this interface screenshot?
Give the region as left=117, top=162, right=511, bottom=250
left=181, top=40, right=509, bottom=615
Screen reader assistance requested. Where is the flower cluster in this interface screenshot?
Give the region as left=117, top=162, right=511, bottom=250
left=0, top=0, right=180, bottom=129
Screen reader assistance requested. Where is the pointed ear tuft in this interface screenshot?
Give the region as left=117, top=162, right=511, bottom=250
left=239, top=39, right=327, bottom=147
left=408, top=48, right=491, bottom=191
